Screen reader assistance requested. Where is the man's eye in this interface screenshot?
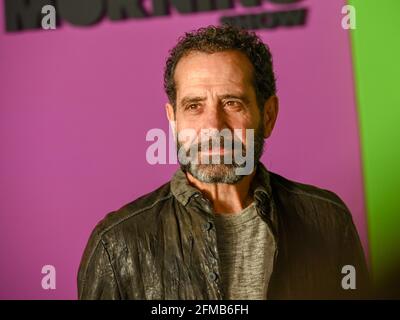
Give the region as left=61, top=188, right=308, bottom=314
left=186, top=104, right=199, bottom=111
left=224, top=100, right=242, bottom=108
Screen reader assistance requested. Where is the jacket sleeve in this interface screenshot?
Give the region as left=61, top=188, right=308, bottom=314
left=77, top=230, right=121, bottom=300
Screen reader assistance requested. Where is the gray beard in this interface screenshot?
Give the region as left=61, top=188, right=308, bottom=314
left=176, top=123, right=265, bottom=184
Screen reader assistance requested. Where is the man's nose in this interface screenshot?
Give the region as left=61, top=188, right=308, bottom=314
left=203, top=106, right=226, bottom=131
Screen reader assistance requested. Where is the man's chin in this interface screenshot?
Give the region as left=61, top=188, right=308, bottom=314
left=183, top=163, right=245, bottom=184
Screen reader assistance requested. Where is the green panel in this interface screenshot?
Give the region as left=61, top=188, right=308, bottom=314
left=349, top=0, right=400, bottom=288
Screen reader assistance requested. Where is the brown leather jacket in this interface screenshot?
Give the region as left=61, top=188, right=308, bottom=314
left=77, top=162, right=370, bottom=299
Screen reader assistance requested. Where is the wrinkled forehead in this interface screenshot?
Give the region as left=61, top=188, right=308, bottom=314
left=174, top=50, right=256, bottom=100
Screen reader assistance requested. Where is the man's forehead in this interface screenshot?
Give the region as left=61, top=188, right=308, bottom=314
left=174, top=51, right=254, bottom=98
left=175, top=51, right=253, bottom=81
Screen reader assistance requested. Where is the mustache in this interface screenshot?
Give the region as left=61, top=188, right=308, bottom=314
left=185, top=136, right=246, bottom=154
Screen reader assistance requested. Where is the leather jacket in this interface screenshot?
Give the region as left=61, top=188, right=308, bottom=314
left=77, top=162, right=370, bottom=299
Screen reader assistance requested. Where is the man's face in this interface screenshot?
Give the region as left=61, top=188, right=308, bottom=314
left=166, top=50, right=268, bottom=184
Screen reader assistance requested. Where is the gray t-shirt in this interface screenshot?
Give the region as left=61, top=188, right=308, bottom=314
left=213, top=203, right=276, bottom=300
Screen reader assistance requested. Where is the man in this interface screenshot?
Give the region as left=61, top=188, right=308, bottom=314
left=78, top=25, right=369, bottom=299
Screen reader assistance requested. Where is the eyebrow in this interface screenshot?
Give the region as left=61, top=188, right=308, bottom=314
left=179, top=94, right=250, bottom=107
left=180, top=96, right=206, bottom=107
left=219, top=94, right=250, bottom=104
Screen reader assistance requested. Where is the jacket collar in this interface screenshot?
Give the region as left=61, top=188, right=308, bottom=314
left=170, top=168, right=202, bottom=206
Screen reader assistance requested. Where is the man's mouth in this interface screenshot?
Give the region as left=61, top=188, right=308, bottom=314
left=200, top=147, right=230, bottom=155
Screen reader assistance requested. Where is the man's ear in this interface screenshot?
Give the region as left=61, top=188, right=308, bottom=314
left=263, top=95, right=279, bottom=139
left=165, top=102, right=175, bottom=122
left=165, top=102, right=177, bottom=139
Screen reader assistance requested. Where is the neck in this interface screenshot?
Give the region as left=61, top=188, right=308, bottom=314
left=186, top=170, right=256, bottom=214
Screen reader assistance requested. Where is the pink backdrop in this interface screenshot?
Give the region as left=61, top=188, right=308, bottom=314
left=0, top=0, right=368, bottom=299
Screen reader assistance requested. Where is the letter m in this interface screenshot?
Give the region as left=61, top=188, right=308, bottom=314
left=5, top=0, right=55, bottom=32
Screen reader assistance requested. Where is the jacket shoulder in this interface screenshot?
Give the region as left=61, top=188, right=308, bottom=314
left=93, top=181, right=173, bottom=237
left=78, top=181, right=173, bottom=297
left=268, top=171, right=350, bottom=214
